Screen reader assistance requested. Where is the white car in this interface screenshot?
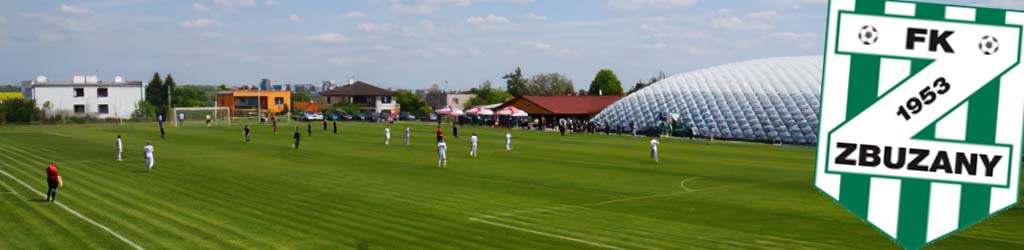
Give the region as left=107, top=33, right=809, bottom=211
left=303, top=112, right=324, bottom=121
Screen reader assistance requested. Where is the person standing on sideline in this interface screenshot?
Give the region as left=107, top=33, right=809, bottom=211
left=505, top=130, right=512, bottom=151
left=244, top=125, right=251, bottom=143
left=470, top=133, right=478, bottom=158
left=452, top=124, right=459, bottom=139
left=307, top=122, right=312, bottom=137
left=158, top=115, right=166, bottom=140
left=437, top=138, right=448, bottom=168
left=322, top=120, right=328, bottom=132
left=115, top=135, right=123, bottom=161
left=384, top=126, right=391, bottom=145
left=436, top=126, right=443, bottom=143
left=144, top=141, right=155, bottom=171
left=404, top=127, right=411, bottom=145
left=293, top=127, right=301, bottom=149
left=650, top=137, right=660, bottom=163
left=272, top=116, right=278, bottom=134
left=45, top=162, right=61, bottom=202
left=332, top=119, right=338, bottom=135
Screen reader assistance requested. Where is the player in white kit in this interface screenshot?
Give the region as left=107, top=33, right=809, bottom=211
left=437, top=138, right=448, bottom=168
left=470, top=133, right=478, bottom=158
left=385, top=126, right=391, bottom=145
left=405, top=127, right=411, bottom=145
left=143, top=141, right=155, bottom=171
left=505, top=131, right=512, bottom=151
left=650, top=137, right=659, bottom=163
left=116, top=135, right=123, bottom=161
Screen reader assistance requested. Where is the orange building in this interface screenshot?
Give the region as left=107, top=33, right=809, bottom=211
left=217, top=90, right=292, bottom=115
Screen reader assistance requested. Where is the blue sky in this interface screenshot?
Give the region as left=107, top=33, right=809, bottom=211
left=0, top=0, right=1019, bottom=90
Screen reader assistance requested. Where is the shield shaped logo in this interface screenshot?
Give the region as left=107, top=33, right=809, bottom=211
left=815, top=0, right=1023, bottom=248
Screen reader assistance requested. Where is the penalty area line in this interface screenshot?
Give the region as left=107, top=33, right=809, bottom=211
left=468, top=217, right=629, bottom=250
left=0, top=168, right=146, bottom=250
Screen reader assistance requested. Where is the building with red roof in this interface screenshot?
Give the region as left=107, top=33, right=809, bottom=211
left=495, top=95, right=622, bottom=120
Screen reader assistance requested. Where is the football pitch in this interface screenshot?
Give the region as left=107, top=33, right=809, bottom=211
left=0, top=121, right=1020, bottom=249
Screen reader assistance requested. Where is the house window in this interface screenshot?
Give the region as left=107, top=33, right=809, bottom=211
left=73, top=88, right=85, bottom=97
left=74, top=105, right=86, bottom=114
left=98, top=104, right=109, bottom=114
left=98, top=88, right=109, bottom=98
left=275, top=97, right=284, bottom=105
left=381, top=96, right=392, bottom=104
left=452, top=98, right=460, bottom=105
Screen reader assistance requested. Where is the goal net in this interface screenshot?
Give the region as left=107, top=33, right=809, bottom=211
left=172, top=107, right=231, bottom=127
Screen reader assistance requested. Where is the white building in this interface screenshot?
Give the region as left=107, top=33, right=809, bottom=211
left=21, top=75, right=145, bottom=119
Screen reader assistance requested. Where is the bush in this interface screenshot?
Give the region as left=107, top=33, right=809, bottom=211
left=0, top=99, right=43, bottom=124
left=132, top=100, right=158, bottom=120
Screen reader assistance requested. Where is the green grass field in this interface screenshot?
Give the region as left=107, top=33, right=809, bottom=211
left=0, top=121, right=1020, bottom=249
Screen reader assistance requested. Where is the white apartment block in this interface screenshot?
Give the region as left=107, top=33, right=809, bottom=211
left=21, top=75, right=145, bottom=119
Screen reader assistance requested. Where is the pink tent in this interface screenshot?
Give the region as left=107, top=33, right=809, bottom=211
left=465, top=107, right=483, bottom=115
left=435, top=107, right=453, bottom=115
left=495, top=107, right=519, bottom=116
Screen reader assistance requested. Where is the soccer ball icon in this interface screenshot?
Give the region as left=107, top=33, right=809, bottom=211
left=980, top=35, right=1000, bottom=55
left=858, top=25, right=879, bottom=45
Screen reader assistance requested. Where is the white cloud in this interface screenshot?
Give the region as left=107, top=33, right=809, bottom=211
left=523, top=42, right=552, bottom=50
left=371, top=45, right=392, bottom=52
left=192, top=3, right=209, bottom=12
left=748, top=11, right=779, bottom=19
left=526, top=12, right=548, bottom=21
left=606, top=0, right=698, bottom=10
left=264, top=0, right=275, bottom=6
left=466, top=14, right=512, bottom=28
left=201, top=31, right=222, bottom=38
left=327, top=56, right=375, bottom=65
left=356, top=22, right=398, bottom=33
left=181, top=19, right=220, bottom=28
left=344, top=11, right=367, bottom=18
left=767, top=31, right=816, bottom=40
left=643, top=43, right=668, bottom=49
left=59, top=4, right=92, bottom=15
left=213, top=0, right=257, bottom=8
left=709, top=16, right=773, bottom=31
left=289, top=14, right=301, bottom=22
left=978, top=0, right=1024, bottom=9
left=390, top=0, right=471, bottom=14
left=308, top=33, right=350, bottom=43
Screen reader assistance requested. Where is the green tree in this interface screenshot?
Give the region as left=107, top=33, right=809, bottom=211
left=218, top=84, right=229, bottom=91
left=172, top=86, right=210, bottom=107
left=466, top=80, right=511, bottom=107
left=292, top=92, right=312, bottom=102
left=588, top=69, right=624, bottom=95
left=527, top=72, right=575, bottom=96
left=394, top=90, right=432, bottom=116
left=145, top=72, right=165, bottom=108
left=0, top=99, right=42, bottom=124
left=503, top=67, right=528, bottom=97
left=131, top=100, right=157, bottom=120
left=164, top=74, right=177, bottom=107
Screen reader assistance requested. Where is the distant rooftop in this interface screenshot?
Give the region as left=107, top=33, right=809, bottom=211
left=21, top=75, right=142, bottom=87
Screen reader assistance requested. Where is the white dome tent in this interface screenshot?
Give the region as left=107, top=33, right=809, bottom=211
left=591, top=56, right=822, bottom=145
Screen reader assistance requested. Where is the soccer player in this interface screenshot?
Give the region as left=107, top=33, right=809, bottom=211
left=115, top=135, right=123, bottom=161
left=144, top=142, right=155, bottom=171
left=206, top=115, right=212, bottom=127
left=404, top=127, right=411, bottom=145
left=452, top=124, right=459, bottom=139
left=272, top=116, right=278, bottom=134
left=384, top=126, right=391, bottom=145
left=307, top=122, right=312, bottom=137
left=332, top=120, right=338, bottom=134
left=158, top=115, right=166, bottom=140
left=650, top=137, right=660, bottom=163
left=293, top=127, right=301, bottom=149
left=322, top=120, right=328, bottom=132
left=437, top=138, right=448, bottom=168
left=436, top=126, right=443, bottom=143
left=470, top=133, right=478, bottom=158
left=505, top=130, right=512, bottom=151
left=244, top=125, right=251, bottom=143
left=45, top=162, right=61, bottom=202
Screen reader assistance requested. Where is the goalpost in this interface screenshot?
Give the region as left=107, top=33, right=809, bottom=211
left=172, top=107, right=231, bottom=127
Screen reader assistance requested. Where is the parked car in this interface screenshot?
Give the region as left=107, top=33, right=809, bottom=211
left=428, top=113, right=438, bottom=121
left=399, top=112, right=417, bottom=120
left=302, top=112, right=324, bottom=121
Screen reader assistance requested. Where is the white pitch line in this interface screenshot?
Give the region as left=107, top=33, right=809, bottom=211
left=468, top=217, right=629, bottom=250
left=0, top=159, right=145, bottom=250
